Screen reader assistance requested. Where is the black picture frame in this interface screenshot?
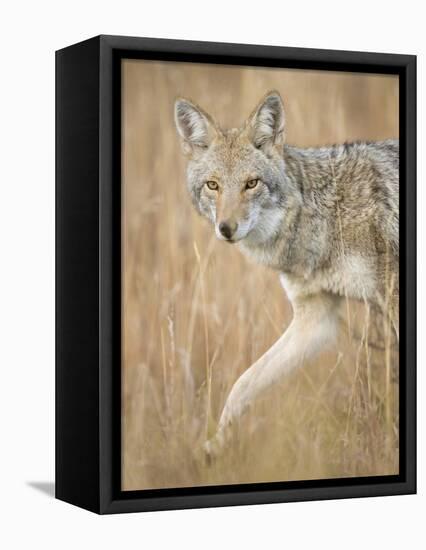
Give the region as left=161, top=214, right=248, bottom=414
left=56, top=35, right=416, bottom=514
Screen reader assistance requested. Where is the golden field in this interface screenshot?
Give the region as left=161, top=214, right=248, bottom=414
left=121, top=59, right=399, bottom=490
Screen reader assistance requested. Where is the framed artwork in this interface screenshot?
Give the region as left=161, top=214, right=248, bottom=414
left=56, top=35, right=416, bottom=514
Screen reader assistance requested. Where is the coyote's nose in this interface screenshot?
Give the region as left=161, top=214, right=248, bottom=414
left=218, top=221, right=237, bottom=240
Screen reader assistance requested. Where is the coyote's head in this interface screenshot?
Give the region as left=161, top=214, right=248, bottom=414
left=174, top=91, right=292, bottom=245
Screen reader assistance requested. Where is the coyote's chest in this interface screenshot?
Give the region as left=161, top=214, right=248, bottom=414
left=280, top=254, right=377, bottom=303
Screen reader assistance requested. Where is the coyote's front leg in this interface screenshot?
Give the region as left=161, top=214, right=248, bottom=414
left=204, top=293, right=340, bottom=459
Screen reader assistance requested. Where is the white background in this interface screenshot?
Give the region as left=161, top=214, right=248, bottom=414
left=0, top=1, right=423, bottom=548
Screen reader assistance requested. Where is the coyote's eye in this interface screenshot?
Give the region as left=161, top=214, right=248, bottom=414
left=206, top=181, right=219, bottom=191
left=245, top=179, right=259, bottom=190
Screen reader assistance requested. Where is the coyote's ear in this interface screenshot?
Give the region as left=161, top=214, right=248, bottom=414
left=174, top=98, right=217, bottom=155
left=246, top=91, right=285, bottom=153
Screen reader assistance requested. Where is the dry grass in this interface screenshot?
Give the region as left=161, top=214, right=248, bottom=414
left=121, top=60, right=399, bottom=490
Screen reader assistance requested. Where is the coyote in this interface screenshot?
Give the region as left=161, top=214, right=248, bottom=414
left=174, top=90, right=399, bottom=458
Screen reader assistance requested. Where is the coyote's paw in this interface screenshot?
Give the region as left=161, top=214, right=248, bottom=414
left=203, top=439, right=215, bottom=466
left=203, top=437, right=224, bottom=466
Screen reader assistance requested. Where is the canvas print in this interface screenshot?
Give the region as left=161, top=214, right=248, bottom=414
left=121, top=59, right=399, bottom=491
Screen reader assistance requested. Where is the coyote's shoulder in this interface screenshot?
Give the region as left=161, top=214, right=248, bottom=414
left=241, top=138, right=399, bottom=310
left=283, top=138, right=399, bottom=262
